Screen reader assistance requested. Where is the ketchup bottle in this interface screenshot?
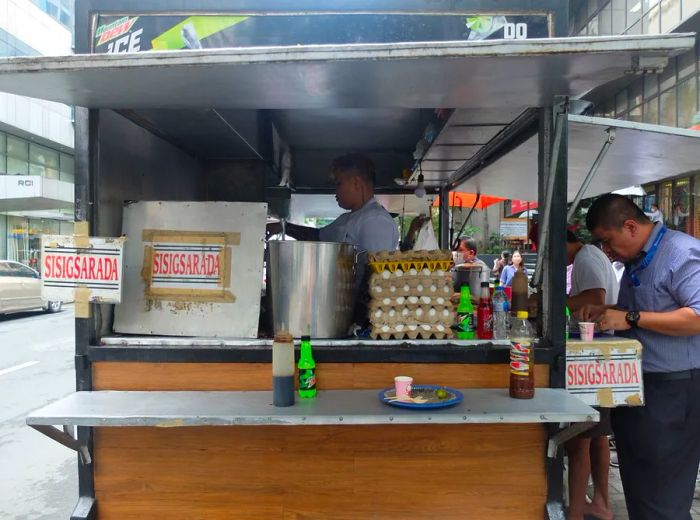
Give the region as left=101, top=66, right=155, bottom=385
left=477, top=281, right=493, bottom=340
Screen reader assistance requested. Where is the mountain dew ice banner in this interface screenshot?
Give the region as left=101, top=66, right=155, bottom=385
left=92, top=13, right=551, bottom=53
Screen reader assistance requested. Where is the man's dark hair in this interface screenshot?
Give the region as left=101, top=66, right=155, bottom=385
left=586, top=194, right=649, bottom=231
left=501, top=250, right=511, bottom=260
left=566, top=230, right=580, bottom=243
left=456, top=236, right=478, bottom=254
left=331, top=153, right=376, bottom=187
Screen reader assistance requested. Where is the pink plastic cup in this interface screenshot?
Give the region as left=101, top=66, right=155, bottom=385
left=394, top=376, right=413, bottom=401
left=579, top=322, right=595, bottom=341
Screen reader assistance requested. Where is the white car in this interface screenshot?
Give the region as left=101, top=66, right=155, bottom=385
left=0, top=260, right=62, bottom=315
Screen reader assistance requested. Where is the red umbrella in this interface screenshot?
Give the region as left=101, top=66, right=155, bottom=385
left=432, top=192, right=506, bottom=210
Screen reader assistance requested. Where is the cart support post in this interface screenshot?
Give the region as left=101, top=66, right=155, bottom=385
left=538, top=101, right=569, bottom=519
left=439, top=186, right=450, bottom=249
left=72, top=105, right=97, bottom=520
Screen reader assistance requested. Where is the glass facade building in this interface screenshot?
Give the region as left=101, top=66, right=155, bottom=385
left=572, top=0, right=700, bottom=239
left=0, top=2, right=75, bottom=265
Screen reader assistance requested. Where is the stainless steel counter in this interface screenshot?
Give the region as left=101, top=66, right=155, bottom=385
left=28, top=388, right=596, bottom=427
left=27, top=389, right=597, bottom=464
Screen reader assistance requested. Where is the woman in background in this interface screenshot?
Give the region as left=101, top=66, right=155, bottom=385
left=500, top=250, right=527, bottom=287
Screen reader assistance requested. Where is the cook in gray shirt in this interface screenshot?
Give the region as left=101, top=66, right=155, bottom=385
left=267, top=154, right=398, bottom=323
left=270, top=153, right=398, bottom=253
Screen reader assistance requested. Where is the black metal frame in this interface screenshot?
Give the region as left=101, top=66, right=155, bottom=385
left=69, top=2, right=573, bottom=518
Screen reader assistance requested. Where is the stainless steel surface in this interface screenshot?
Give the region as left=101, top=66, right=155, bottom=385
left=0, top=35, right=692, bottom=109
left=99, top=335, right=512, bottom=347
left=268, top=240, right=355, bottom=338
left=26, top=389, right=599, bottom=427
left=456, top=115, right=700, bottom=201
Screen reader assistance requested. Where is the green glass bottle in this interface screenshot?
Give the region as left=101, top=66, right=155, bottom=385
left=456, top=286, right=476, bottom=340
left=298, top=335, right=317, bottom=398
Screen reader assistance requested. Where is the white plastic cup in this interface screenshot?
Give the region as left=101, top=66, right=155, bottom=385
left=394, top=376, right=413, bottom=401
left=579, top=322, right=595, bottom=341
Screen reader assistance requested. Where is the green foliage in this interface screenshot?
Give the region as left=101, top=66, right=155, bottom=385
left=483, top=232, right=505, bottom=254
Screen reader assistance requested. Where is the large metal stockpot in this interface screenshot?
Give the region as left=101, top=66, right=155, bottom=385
left=267, top=240, right=356, bottom=338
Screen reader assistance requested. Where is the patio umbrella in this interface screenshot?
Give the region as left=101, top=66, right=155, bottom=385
left=432, top=192, right=506, bottom=209
left=432, top=192, right=506, bottom=249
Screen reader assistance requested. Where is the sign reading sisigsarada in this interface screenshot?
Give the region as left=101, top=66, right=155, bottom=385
left=41, top=235, right=125, bottom=303
left=141, top=229, right=240, bottom=302
left=566, top=338, right=644, bottom=408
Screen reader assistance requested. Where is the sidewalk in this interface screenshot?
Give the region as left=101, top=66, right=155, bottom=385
left=606, top=466, right=700, bottom=519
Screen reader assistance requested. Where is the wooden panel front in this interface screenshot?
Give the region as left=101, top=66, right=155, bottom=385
left=95, top=424, right=547, bottom=519
left=93, top=362, right=550, bottom=390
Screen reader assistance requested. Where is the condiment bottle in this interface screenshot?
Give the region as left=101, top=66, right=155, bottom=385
left=298, top=335, right=317, bottom=398
left=509, top=311, right=535, bottom=399
left=272, top=330, right=295, bottom=407
left=511, top=268, right=529, bottom=315
left=477, top=281, right=493, bottom=340
left=454, top=285, right=475, bottom=339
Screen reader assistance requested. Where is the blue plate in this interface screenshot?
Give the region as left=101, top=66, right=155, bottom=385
left=379, top=385, right=464, bottom=409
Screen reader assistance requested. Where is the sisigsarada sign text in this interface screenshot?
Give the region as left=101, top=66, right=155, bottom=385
left=141, top=229, right=240, bottom=302
left=566, top=338, right=644, bottom=408
left=41, top=235, right=125, bottom=303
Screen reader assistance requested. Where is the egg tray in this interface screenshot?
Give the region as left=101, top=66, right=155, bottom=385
left=370, top=271, right=451, bottom=287
left=369, top=260, right=452, bottom=274
left=369, top=295, right=452, bottom=309
left=370, top=326, right=454, bottom=341
left=369, top=249, right=452, bottom=263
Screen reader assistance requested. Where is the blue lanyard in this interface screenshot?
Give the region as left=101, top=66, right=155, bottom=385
left=626, top=226, right=667, bottom=287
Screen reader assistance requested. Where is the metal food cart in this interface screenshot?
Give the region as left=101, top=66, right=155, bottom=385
left=1, top=2, right=698, bottom=519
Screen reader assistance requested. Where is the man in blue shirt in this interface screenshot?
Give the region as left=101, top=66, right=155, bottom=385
left=578, top=194, right=700, bottom=520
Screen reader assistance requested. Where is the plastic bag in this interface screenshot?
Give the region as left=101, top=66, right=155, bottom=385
left=413, top=221, right=439, bottom=250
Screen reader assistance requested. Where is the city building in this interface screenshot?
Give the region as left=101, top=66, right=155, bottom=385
left=0, top=0, right=74, bottom=268
left=574, top=0, right=700, bottom=238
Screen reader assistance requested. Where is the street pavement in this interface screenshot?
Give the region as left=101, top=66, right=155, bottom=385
left=0, top=306, right=77, bottom=520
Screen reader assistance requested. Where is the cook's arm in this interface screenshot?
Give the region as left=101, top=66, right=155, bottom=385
left=266, top=222, right=320, bottom=241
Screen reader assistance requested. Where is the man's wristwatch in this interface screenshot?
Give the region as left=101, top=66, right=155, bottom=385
left=625, top=311, right=640, bottom=328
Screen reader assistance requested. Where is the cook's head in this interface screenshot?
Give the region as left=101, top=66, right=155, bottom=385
left=330, top=153, right=375, bottom=211
left=585, top=194, right=651, bottom=262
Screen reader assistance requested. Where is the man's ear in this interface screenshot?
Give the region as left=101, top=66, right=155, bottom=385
left=622, top=219, right=638, bottom=236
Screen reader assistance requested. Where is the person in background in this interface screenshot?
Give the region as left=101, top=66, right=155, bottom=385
left=453, top=237, right=490, bottom=277
left=578, top=194, right=700, bottom=520
left=645, top=203, right=664, bottom=224
left=565, top=230, right=619, bottom=520
left=672, top=202, right=689, bottom=231
left=500, top=250, right=527, bottom=287
left=491, top=250, right=511, bottom=279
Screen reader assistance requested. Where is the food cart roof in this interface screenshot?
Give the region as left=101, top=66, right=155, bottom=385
left=0, top=33, right=694, bottom=192
left=0, top=35, right=691, bottom=110
left=455, top=115, right=700, bottom=201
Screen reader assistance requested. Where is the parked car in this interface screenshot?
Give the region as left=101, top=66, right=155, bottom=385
left=0, top=260, right=62, bottom=315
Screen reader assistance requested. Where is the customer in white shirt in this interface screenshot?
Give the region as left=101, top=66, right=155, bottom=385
left=566, top=230, right=620, bottom=520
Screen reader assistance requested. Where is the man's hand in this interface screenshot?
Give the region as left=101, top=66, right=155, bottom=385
left=596, top=309, right=631, bottom=332
left=575, top=304, right=608, bottom=322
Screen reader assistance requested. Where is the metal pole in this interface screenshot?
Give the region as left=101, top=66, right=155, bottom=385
left=566, top=128, right=616, bottom=222
left=439, top=186, right=450, bottom=249
left=532, top=105, right=566, bottom=288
